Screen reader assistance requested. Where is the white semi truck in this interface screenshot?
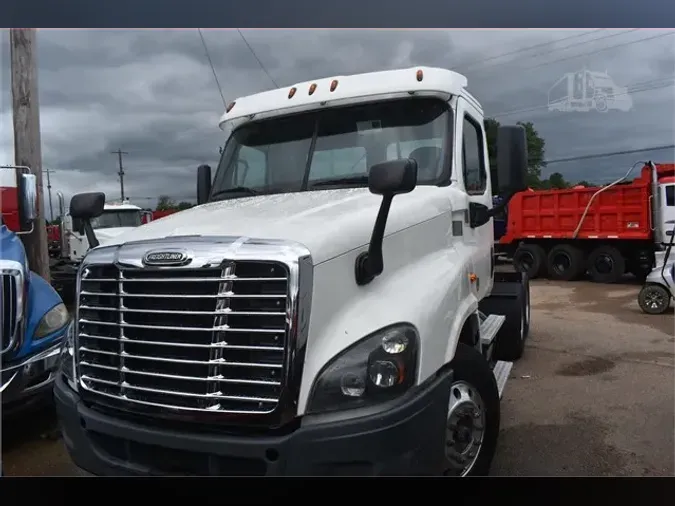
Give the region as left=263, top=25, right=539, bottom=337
left=55, top=66, right=531, bottom=476
left=50, top=195, right=150, bottom=302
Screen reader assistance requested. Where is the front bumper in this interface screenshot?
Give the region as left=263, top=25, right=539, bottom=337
left=1, top=341, right=62, bottom=415
left=55, top=368, right=453, bottom=476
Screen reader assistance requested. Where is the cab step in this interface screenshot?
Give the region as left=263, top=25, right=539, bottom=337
left=492, top=360, right=513, bottom=399
left=479, top=313, right=506, bottom=348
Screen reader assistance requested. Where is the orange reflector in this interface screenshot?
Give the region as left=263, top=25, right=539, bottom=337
left=469, top=273, right=478, bottom=283
left=309, top=83, right=317, bottom=95
left=330, top=79, right=338, bottom=92
left=226, top=101, right=236, bottom=113
left=288, top=87, right=297, bottom=99
left=416, top=69, right=423, bottom=82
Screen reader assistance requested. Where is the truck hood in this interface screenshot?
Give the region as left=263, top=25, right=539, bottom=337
left=104, top=188, right=450, bottom=265
left=95, top=227, right=140, bottom=245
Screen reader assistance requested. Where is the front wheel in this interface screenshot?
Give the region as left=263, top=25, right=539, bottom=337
left=443, top=344, right=500, bottom=477
left=638, top=284, right=672, bottom=314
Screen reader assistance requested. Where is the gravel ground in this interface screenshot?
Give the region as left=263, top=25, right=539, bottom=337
left=2, top=278, right=673, bottom=476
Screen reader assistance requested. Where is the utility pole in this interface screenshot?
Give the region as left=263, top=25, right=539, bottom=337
left=111, top=148, right=128, bottom=201
left=44, top=168, right=55, bottom=221
left=10, top=28, right=51, bottom=282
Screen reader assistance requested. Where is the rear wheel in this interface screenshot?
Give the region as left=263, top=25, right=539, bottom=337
left=638, top=284, right=671, bottom=314
left=442, top=344, right=500, bottom=477
left=587, top=246, right=625, bottom=284
left=512, top=244, right=546, bottom=279
left=547, top=244, right=585, bottom=281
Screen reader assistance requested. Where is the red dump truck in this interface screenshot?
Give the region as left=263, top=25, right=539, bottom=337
left=496, top=162, right=675, bottom=283
left=141, top=209, right=179, bottom=224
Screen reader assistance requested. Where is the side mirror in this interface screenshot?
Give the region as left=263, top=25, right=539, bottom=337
left=496, top=125, right=528, bottom=199
left=17, top=173, right=38, bottom=233
left=70, top=192, right=105, bottom=249
left=368, top=158, right=418, bottom=196
left=197, top=164, right=212, bottom=205
left=355, top=159, right=418, bottom=286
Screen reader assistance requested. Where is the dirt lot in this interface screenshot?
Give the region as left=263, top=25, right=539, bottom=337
left=2, top=279, right=673, bottom=476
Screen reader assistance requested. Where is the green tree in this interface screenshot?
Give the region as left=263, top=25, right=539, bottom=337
left=177, top=201, right=194, bottom=210
left=484, top=118, right=548, bottom=190
left=156, top=195, right=177, bottom=211
left=547, top=172, right=569, bottom=189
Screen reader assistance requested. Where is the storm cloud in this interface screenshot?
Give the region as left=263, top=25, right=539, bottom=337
left=0, top=29, right=673, bottom=217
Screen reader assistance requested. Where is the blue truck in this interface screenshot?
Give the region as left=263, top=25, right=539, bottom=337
left=1, top=166, right=71, bottom=421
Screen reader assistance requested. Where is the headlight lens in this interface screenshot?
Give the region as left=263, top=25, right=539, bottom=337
left=59, top=321, right=77, bottom=391
left=306, top=324, right=419, bottom=415
left=35, top=302, right=70, bottom=339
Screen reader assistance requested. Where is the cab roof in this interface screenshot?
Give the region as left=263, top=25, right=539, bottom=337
left=103, top=202, right=142, bottom=211
left=218, top=66, right=473, bottom=130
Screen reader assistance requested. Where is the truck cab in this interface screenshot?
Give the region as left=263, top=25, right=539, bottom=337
left=60, top=199, right=149, bottom=262
left=55, top=67, right=530, bottom=477
left=0, top=166, right=71, bottom=416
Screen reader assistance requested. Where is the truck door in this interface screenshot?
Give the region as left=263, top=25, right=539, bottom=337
left=456, top=97, right=493, bottom=299
left=662, top=182, right=675, bottom=241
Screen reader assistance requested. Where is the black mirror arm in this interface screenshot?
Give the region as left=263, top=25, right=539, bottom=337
left=355, top=195, right=393, bottom=286
left=83, top=221, right=99, bottom=249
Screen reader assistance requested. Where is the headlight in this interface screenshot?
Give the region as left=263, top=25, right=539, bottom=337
left=34, top=302, right=70, bottom=339
left=306, top=324, right=419, bottom=415
left=59, top=321, right=77, bottom=391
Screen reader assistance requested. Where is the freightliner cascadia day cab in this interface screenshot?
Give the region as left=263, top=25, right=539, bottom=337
left=0, top=166, right=71, bottom=417
left=55, top=66, right=531, bottom=476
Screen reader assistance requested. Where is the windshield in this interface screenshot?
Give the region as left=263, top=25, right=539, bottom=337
left=91, top=210, right=142, bottom=229
left=210, top=97, right=451, bottom=199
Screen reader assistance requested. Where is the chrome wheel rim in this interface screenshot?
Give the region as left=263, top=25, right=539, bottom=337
left=644, top=288, right=667, bottom=311
left=444, top=381, right=486, bottom=476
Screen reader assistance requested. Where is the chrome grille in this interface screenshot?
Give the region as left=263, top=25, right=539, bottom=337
left=1, top=263, right=23, bottom=355
left=76, top=261, right=291, bottom=414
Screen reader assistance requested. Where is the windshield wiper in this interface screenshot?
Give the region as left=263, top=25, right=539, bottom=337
left=211, top=186, right=261, bottom=199
left=310, top=175, right=369, bottom=188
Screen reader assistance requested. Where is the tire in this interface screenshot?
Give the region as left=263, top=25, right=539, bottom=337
left=442, top=344, right=500, bottom=477
left=587, top=245, right=625, bottom=284
left=479, top=283, right=526, bottom=362
left=512, top=244, right=546, bottom=279
left=522, top=273, right=531, bottom=340
left=547, top=244, right=585, bottom=281
left=638, top=283, right=672, bottom=314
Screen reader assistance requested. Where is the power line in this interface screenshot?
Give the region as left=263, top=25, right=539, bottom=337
left=544, top=144, right=675, bottom=166
left=452, top=29, right=606, bottom=73
left=524, top=31, right=675, bottom=72
left=462, top=29, right=639, bottom=75
left=197, top=28, right=227, bottom=108
left=237, top=29, right=279, bottom=89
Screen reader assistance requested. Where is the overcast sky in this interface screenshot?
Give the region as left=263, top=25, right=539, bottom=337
left=0, top=29, right=673, bottom=216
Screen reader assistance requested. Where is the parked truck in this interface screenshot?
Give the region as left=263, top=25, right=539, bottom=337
left=495, top=162, right=675, bottom=283
left=55, top=66, right=531, bottom=477
left=0, top=166, right=71, bottom=418
left=49, top=194, right=151, bottom=302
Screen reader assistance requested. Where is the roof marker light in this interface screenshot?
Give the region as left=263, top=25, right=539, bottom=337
left=288, top=87, right=297, bottom=99
left=309, top=83, right=317, bottom=95
left=330, top=80, right=338, bottom=92
left=416, top=69, right=424, bottom=82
